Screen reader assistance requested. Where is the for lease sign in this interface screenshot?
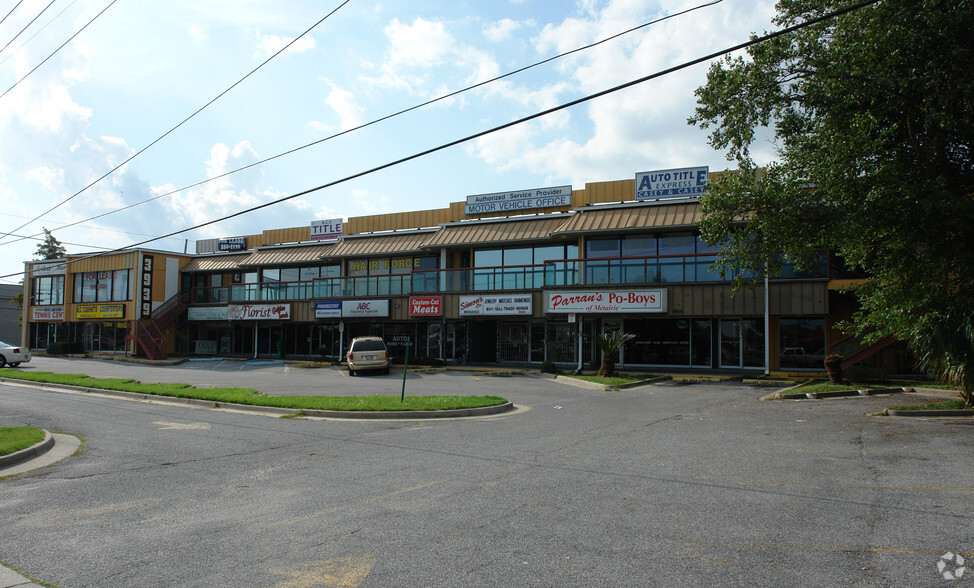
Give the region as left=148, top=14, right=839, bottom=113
left=546, top=290, right=667, bottom=313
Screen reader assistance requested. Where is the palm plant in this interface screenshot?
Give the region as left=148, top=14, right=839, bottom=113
left=594, top=331, right=636, bottom=378
left=908, top=313, right=974, bottom=407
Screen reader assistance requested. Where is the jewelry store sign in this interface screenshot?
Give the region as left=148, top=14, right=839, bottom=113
left=545, top=290, right=667, bottom=313
left=459, top=294, right=532, bottom=316
left=464, top=185, right=572, bottom=215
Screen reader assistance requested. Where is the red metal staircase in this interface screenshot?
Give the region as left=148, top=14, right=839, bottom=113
left=839, top=335, right=898, bottom=371
left=130, top=292, right=188, bottom=360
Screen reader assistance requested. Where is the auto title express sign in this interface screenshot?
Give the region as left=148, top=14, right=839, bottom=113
left=635, top=166, right=708, bottom=200
left=545, top=290, right=667, bottom=313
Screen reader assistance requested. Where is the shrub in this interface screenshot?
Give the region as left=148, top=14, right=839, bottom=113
left=541, top=361, right=558, bottom=374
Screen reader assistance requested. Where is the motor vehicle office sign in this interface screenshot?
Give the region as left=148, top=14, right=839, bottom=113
left=464, top=185, right=572, bottom=214
left=459, top=294, right=532, bottom=316
left=635, top=166, right=708, bottom=200
left=545, top=289, right=667, bottom=313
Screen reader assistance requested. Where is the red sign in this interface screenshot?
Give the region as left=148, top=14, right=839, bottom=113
left=409, top=296, right=442, bottom=317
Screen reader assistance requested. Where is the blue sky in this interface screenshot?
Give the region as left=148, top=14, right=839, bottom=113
left=0, top=0, right=779, bottom=284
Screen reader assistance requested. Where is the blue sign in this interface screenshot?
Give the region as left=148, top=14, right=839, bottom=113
left=464, top=185, right=572, bottom=215
left=315, top=300, right=342, bottom=318
left=635, top=167, right=709, bottom=200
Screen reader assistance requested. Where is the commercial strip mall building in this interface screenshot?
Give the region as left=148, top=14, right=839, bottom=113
left=20, top=169, right=910, bottom=374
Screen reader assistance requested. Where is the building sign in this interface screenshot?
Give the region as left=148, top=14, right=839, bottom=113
left=314, top=300, right=342, bottom=318
left=311, top=219, right=343, bottom=241
left=635, top=167, right=708, bottom=200
left=545, top=290, right=667, bottom=314
left=140, top=254, right=154, bottom=319
left=32, top=307, right=64, bottom=321
left=188, top=307, right=230, bottom=321
left=32, top=261, right=66, bottom=276
left=349, top=257, right=424, bottom=272
left=218, top=237, right=247, bottom=251
left=464, top=185, right=572, bottom=215
left=228, top=304, right=291, bottom=320
left=342, top=299, right=390, bottom=318
left=459, top=294, right=532, bottom=316
left=76, top=303, right=126, bottom=319
left=409, top=296, right=442, bottom=317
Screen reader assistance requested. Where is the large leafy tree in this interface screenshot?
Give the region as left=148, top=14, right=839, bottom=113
left=689, top=0, right=974, bottom=402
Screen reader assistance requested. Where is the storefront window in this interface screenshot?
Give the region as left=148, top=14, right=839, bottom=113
left=73, top=270, right=131, bottom=302
left=31, top=275, right=64, bottom=305
left=626, top=318, right=690, bottom=366
left=779, top=317, right=826, bottom=369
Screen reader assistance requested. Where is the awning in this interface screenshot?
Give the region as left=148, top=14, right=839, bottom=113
left=423, top=215, right=573, bottom=249
left=181, top=252, right=252, bottom=273
left=325, top=231, right=437, bottom=258
left=551, top=202, right=702, bottom=236
left=239, top=243, right=338, bottom=267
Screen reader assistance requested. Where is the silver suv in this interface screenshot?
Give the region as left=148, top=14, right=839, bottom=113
left=346, top=336, right=390, bottom=376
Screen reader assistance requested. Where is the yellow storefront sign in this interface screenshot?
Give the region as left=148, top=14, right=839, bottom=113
left=76, top=304, right=126, bottom=319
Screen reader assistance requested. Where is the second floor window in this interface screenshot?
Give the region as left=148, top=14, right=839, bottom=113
left=73, top=270, right=131, bottom=302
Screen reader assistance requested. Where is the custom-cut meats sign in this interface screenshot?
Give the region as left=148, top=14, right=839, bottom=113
left=228, top=304, right=291, bottom=320
left=409, top=296, right=442, bottom=317
left=546, top=290, right=667, bottom=313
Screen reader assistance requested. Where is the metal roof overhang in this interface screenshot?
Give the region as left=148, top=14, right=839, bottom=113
left=238, top=243, right=339, bottom=267
left=551, top=201, right=702, bottom=237
left=325, top=230, right=437, bottom=258
left=423, top=215, right=573, bottom=249
left=181, top=252, right=253, bottom=272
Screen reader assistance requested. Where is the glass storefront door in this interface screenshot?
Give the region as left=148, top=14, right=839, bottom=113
left=720, top=319, right=742, bottom=367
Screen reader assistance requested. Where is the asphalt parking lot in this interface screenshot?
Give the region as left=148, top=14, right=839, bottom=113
left=2, top=356, right=973, bottom=587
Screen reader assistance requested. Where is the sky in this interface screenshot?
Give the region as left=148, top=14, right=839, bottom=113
left=0, top=0, right=781, bottom=285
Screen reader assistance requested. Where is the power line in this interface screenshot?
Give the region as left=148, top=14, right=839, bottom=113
left=0, top=0, right=725, bottom=247
left=0, top=0, right=116, bottom=100
left=0, top=0, right=26, bottom=27
left=0, top=0, right=55, bottom=55
left=0, top=0, right=83, bottom=67
left=0, top=0, right=882, bottom=283
left=0, top=0, right=351, bottom=245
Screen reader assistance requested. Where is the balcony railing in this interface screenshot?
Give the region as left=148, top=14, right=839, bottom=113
left=189, top=253, right=829, bottom=303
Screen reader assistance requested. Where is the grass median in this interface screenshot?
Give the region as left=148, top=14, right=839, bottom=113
left=0, top=426, right=46, bottom=456
left=0, top=371, right=508, bottom=412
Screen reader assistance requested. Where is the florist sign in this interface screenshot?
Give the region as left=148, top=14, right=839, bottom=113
left=228, top=304, right=291, bottom=320
left=545, top=290, right=667, bottom=314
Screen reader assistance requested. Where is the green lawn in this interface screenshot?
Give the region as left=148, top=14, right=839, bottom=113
left=561, top=373, right=657, bottom=386
left=0, top=426, right=46, bottom=456
left=0, top=371, right=508, bottom=412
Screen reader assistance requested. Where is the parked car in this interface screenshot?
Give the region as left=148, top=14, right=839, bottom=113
left=346, top=336, right=390, bottom=376
left=0, top=341, right=30, bottom=368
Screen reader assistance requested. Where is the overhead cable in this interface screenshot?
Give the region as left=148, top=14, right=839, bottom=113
left=0, top=0, right=351, bottom=244
left=0, top=0, right=882, bottom=280
left=2, top=0, right=725, bottom=247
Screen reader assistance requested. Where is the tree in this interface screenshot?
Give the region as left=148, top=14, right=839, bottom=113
left=594, top=331, right=636, bottom=378
left=689, top=0, right=974, bottom=403
left=35, top=228, right=66, bottom=260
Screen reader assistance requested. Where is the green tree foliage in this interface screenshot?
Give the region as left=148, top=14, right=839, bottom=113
left=34, top=228, right=66, bottom=261
left=689, top=0, right=974, bottom=402
left=594, top=331, right=636, bottom=378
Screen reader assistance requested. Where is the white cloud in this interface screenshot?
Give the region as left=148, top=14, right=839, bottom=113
left=483, top=18, right=535, bottom=42
left=323, top=82, right=365, bottom=131
left=188, top=25, right=206, bottom=43
left=384, top=18, right=453, bottom=68
left=256, top=34, right=316, bottom=58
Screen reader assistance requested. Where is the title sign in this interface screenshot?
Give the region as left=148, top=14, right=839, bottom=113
left=218, top=237, right=247, bottom=251
left=409, top=296, right=442, bottom=317
left=311, top=219, right=343, bottom=241
left=140, top=255, right=153, bottom=319
left=228, top=304, right=291, bottom=320
left=545, top=290, right=667, bottom=314
left=459, top=294, right=532, bottom=316
left=635, top=167, right=708, bottom=200
left=465, top=185, right=572, bottom=215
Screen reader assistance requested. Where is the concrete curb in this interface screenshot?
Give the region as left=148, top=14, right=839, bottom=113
left=0, top=430, right=54, bottom=469
left=0, top=377, right=515, bottom=420
left=551, top=374, right=669, bottom=391
left=887, top=409, right=974, bottom=417
left=779, top=387, right=911, bottom=400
